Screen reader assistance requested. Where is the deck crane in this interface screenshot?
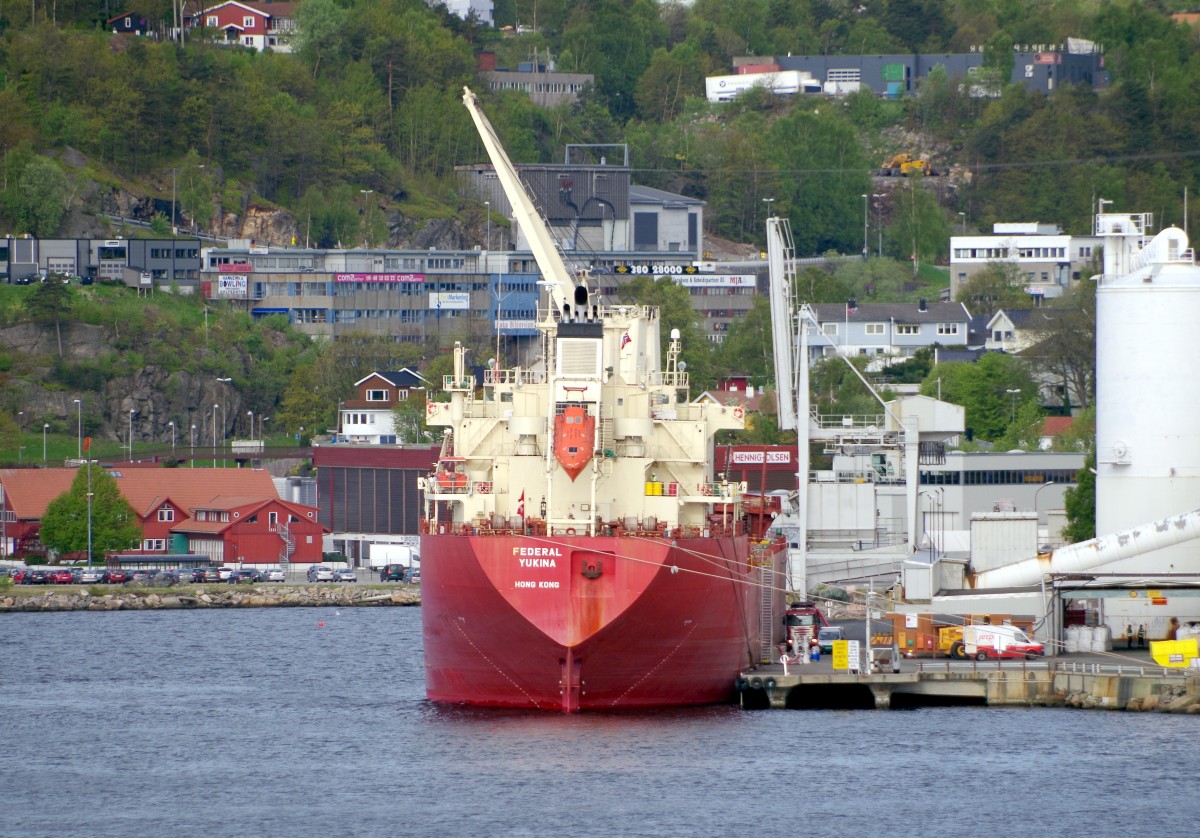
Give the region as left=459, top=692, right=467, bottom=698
left=765, top=216, right=926, bottom=594
left=461, top=86, right=593, bottom=323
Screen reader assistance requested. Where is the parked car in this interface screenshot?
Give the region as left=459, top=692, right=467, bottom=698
left=21, top=569, right=50, bottom=585
left=215, top=567, right=235, bottom=581
left=100, top=569, right=128, bottom=584
left=260, top=569, right=286, bottom=582
left=307, top=565, right=335, bottom=582
left=200, top=568, right=225, bottom=583
left=406, top=569, right=420, bottom=584
left=380, top=564, right=406, bottom=582
left=76, top=568, right=104, bottom=584
left=333, top=568, right=358, bottom=583
left=49, top=569, right=76, bottom=584
left=817, top=626, right=846, bottom=654
left=227, top=570, right=258, bottom=584
left=126, top=570, right=154, bottom=584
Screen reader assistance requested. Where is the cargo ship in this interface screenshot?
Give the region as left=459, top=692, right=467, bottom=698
left=415, top=89, right=786, bottom=712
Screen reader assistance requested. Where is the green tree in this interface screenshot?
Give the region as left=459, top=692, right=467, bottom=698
left=39, top=466, right=141, bottom=563
left=27, top=275, right=72, bottom=357
left=13, top=157, right=68, bottom=237
left=1062, top=453, right=1095, bottom=543
left=920, top=352, right=1037, bottom=442
left=955, top=261, right=1030, bottom=316
left=393, top=390, right=432, bottom=444
left=295, top=0, right=349, bottom=79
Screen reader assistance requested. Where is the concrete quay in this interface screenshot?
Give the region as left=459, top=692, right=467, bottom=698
left=738, top=655, right=1200, bottom=713
left=0, top=584, right=420, bottom=612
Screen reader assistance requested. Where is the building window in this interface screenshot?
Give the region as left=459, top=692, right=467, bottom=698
left=397, top=390, right=409, bottom=400
left=937, top=323, right=959, bottom=335
left=206, top=15, right=218, bottom=26
left=244, top=16, right=256, bottom=28
left=158, top=507, right=175, bottom=522
left=896, top=323, right=919, bottom=335
left=822, top=323, right=838, bottom=336
left=142, top=539, right=165, bottom=551
left=366, top=389, right=389, bottom=402
left=865, top=323, right=885, bottom=335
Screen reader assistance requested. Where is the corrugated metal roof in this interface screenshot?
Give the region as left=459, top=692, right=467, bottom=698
left=0, top=467, right=278, bottom=519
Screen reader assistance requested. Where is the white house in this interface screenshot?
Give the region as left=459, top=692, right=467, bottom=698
left=950, top=222, right=1101, bottom=302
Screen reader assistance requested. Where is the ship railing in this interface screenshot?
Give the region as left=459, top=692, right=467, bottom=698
left=697, top=482, right=738, bottom=499
left=442, top=375, right=476, bottom=392
left=648, top=370, right=689, bottom=388
left=812, top=412, right=886, bottom=430
left=484, top=369, right=547, bottom=386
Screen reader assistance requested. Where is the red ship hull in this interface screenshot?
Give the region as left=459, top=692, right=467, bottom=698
left=420, top=533, right=771, bottom=712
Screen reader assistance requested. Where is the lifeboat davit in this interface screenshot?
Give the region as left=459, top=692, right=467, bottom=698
left=554, top=404, right=595, bottom=481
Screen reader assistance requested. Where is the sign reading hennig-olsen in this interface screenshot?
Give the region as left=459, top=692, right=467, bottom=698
left=730, top=450, right=791, bottom=465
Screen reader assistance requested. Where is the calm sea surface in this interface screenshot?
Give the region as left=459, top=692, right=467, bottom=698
left=3, top=606, right=1197, bottom=837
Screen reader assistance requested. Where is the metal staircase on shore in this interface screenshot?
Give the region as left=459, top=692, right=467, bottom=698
left=278, top=520, right=294, bottom=572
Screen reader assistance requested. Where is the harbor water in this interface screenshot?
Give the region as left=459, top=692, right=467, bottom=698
left=4, top=606, right=1197, bottom=837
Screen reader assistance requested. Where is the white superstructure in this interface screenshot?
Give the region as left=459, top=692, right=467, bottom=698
left=1094, top=208, right=1200, bottom=574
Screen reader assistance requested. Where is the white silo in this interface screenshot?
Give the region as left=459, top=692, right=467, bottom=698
left=1094, top=210, right=1200, bottom=574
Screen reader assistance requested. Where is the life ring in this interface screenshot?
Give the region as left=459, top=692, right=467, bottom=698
left=733, top=406, right=744, bottom=420
left=426, top=402, right=437, bottom=418
left=699, top=483, right=712, bottom=496
left=566, top=527, right=577, bottom=536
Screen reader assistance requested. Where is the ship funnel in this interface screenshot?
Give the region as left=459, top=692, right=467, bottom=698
left=574, top=285, right=590, bottom=317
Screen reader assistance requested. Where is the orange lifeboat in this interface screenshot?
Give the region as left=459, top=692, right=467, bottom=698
left=554, top=404, right=595, bottom=481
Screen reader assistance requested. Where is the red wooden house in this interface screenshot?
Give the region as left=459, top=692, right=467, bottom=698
left=0, top=467, right=322, bottom=565
left=191, top=1, right=297, bottom=52
left=171, top=497, right=327, bottom=566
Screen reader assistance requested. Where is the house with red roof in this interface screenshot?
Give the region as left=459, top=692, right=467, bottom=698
left=0, top=467, right=323, bottom=566
left=191, top=2, right=297, bottom=52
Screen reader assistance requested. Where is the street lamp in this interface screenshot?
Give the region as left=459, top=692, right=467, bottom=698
left=190, top=423, right=196, bottom=467
left=872, top=194, right=884, bottom=257
left=958, top=211, right=966, bottom=234
left=128, top=409, right=137, bottom=461
left=248, top=410, right=255, bottom=442
left=212, top=403, right=219, bottom=467
left=861, top=194, right=869, bottom=259
left=1034, top=480, right=1056, bottom=523
left=86, top=457, right=94, bottom=566
left=43, top=423, right=49, bottom=463
left=360, top=189, right=374, bottom=247
left=762, top=197, right=775, bottom=218
left=74, top=398, right=82, bottom=460
left=168, top=420, right=176, bottom=454
left=484, top=200, right=491, bottom=250
left=17, top=411, right=23, bottom=464
left=261, top=416, right=270, bottom=443
left=1005, top=388, right=1021, bottom=423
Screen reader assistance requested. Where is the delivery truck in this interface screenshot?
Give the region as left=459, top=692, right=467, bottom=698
left=943, top=624, right=1045, bottom=661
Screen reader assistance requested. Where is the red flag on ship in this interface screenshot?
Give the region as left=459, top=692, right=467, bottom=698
left=517, top=491, right=525, bottom=518
left=621, top=332, right=631, bottom=349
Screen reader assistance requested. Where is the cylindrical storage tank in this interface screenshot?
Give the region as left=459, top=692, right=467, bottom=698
left=1095, top=223, right=1200, bottom=574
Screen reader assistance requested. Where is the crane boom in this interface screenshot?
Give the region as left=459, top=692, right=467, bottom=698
left=766, top=217, right=800, bottom=430
left=461, top=86, right=585, bottom=319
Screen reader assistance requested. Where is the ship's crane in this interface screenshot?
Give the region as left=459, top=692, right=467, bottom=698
left=764, top=216, right=927, bottom=593
left=461, top=86, right=592, bottom=322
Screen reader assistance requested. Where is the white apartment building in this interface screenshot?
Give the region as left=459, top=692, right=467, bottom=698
left=950, top=222, right=1101, bottom=302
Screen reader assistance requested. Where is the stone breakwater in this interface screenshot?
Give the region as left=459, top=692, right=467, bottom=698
left=0, top=586, right=420, bottom=612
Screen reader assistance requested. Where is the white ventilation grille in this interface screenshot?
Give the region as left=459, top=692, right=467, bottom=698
left=557, top=338, right=602, bottom=378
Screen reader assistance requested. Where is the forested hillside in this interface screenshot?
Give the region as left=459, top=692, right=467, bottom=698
left=2, top=0, right=1200, bottom=256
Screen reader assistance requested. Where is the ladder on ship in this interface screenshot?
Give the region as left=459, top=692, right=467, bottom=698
left=596, top=414, right=615, bottom=475
left=755, top=548, right=776, bottom=664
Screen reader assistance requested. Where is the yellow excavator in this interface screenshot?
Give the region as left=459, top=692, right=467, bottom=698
left=880, top=153, right=939, bottom=177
